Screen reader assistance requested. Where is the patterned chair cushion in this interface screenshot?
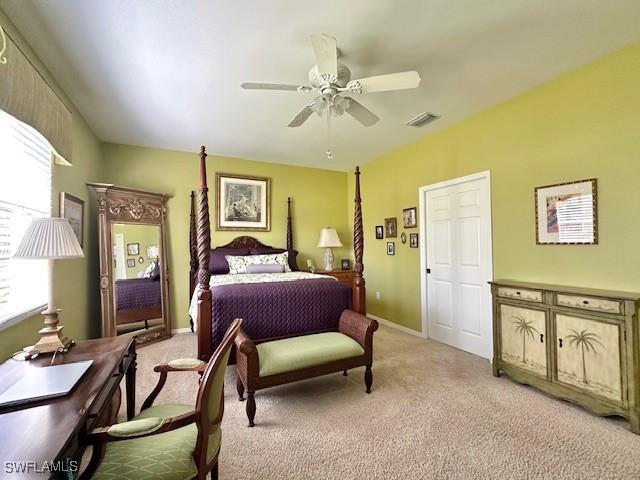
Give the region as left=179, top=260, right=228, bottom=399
left=256, top=332, right=365, bottom=377
left=92, top=404, right=220, bottom=480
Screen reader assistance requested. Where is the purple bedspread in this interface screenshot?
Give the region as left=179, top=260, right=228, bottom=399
left=116, top=278, right=161, bottom=310
left=210, top=278, right=350, bottom=350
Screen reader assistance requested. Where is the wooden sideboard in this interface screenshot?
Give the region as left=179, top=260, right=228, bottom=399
left=491, top=279, right=640, bottom=433
left=318, top=269, right=356, bottom=288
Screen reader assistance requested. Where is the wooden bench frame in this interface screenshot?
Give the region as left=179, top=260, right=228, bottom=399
left=234, top=309, right=378, bottom=427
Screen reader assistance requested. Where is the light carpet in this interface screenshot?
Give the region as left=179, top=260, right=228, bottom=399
left=122, top=326, right=640, bottom=479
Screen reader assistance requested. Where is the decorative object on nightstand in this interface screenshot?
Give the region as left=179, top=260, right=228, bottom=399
left=317, top=227, right=342, bottom=271
left=13, top=217, right=84, bottom=358
left=341, top=259, right=351, bottom=270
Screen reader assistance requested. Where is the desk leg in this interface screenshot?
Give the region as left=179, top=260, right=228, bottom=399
left=126, top=348, right=137, bottom=420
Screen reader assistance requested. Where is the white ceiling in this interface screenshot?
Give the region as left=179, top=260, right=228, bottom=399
left=2, top=0, right=639, bottom=171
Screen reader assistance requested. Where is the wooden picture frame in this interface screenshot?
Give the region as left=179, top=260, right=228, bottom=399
left=387, top=242, right=395, bottom=255
left=126, top=258, right=135, bottom=268
left=409, top=233, right=419, bottom=248
left=126, top=243, right=139, bottom=255
left=375, top=225, right=384, bottom=239
left=60, top=192, right=84, bottom=247
left=384, top=218, right=397, bottom=238
left=216, top=173, right=271, bottom=231
left=341, top=259, right=350, bottom=270
left=403, top=207, right=417, bottom=228
left=535, top=178, right=597, bottom=245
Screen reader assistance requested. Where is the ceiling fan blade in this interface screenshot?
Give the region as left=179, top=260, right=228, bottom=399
left=288, top=101, right=318, bottom=127
left=241, top=82, right=306, bottom=91
left=344, top=97, right=379, bottom=126
left=310, top=34, right=338, bottom=77
left=350, top=71, right=421, bottom=93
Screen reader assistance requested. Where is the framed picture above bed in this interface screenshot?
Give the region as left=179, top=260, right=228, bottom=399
left=535, top=178, right=597, bottom=245
left=216, top=173, right=271, bottom=231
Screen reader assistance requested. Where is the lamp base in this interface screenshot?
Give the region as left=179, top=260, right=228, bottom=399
left=323, top=248, right=335, bottom=272
left=24, top=308, right=74, bottom=358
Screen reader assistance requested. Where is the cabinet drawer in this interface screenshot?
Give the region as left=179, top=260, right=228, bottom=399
left=497, top=287, right=543, bottom=303
left=556, top=294, right=622, bottom=315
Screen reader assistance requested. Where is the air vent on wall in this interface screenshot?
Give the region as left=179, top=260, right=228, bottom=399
left=405, top=112, right=441, bottom=127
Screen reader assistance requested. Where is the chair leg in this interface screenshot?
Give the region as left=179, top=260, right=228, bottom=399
left=237, top=376, right=245, bottom=401
left=210, top=461, right=218, bottom=480
left=343, top=369, right=348, bottom=376
left=365, top=365, right=373, bottom=394
left=247, top=391, right=256, bottom=427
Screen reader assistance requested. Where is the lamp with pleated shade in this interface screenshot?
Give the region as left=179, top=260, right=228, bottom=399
left=14, top=217, right=84, bottom=356
left=317, top=227, right=342, bottom=271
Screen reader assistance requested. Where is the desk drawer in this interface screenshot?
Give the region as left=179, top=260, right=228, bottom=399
left=497, top=287, right=543, bottom=303
left=555, top=294, right=622, bottom=315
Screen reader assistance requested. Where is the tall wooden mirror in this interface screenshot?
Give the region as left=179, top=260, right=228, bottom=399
left=88, top=183, right=171, bottom=346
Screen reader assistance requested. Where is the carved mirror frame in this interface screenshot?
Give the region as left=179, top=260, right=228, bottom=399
left=88, top=183, right=171, bottom=346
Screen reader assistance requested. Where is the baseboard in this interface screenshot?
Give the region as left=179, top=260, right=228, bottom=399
left=171, top=327, right=192, bottom=334
left=367, top=314, right=424, bottom=338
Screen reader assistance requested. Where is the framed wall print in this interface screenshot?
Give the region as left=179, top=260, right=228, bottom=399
left=403, top=207, right=417, bottom=228
left=387, top=242, right=395, bottom=255
left=126, top=258, right=135, bottom=268
left=147, top=245, right=159, bottom=260
left=409, top=233, right=419, bottom=248
left=216, top=173, right=271, bottom=231
left=60, top=192, right=84, bottom=247
left=535, top=178, right=597, bottom=245
left=375, top=225, right=384, bottom=239
left=126, top=243, right=139, bottom=255
left=384, top=218, right=397, bottom=238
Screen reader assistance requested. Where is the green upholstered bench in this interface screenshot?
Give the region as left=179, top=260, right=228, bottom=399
left=234, top=309, right=378, bottom=427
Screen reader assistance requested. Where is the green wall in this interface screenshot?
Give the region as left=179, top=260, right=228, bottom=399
left=0, top=7, right=102, bottom=361
left=101, top=144, right=351, bottom=330
left=351, top=42, right=640, bottom=333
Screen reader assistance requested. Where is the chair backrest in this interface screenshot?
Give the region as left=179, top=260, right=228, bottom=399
left=193, top=318, right=242, bottom=471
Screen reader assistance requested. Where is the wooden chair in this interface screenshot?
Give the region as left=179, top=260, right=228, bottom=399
left=80, top=318, right=242, bottom=480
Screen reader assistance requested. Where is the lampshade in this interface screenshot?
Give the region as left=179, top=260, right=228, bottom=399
left=14, top=218, right=84, bottom=259
left=317, top=227, right=342, bottom=248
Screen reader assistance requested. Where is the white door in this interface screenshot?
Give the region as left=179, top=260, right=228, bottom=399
left=420, top=172, right=493, bottom=358
left=114, top=233, right=127, bottom=280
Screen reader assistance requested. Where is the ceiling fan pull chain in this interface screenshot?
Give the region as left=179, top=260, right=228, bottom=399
left=326, top=107, right=333, bottom=160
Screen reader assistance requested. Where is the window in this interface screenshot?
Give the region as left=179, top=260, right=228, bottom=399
left=0, top=108, right=52, bottom=329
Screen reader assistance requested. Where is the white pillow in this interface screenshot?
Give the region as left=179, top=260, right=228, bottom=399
left=225, top=252, right=291, bottom=274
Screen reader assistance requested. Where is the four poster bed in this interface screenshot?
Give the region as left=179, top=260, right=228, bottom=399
left=190, top=146, right=366, bottom=360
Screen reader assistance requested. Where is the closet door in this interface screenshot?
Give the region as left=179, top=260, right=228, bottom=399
left=499, top=304, right=547, bottom=378
left=554, top=313, right=626, bottom=405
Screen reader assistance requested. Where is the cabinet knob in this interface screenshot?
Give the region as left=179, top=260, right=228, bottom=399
left=582, top=300, right=589, bottom=305
left=540, top=334, right=544, bottom=343
left=515, top=291, right=521, bottom=295
left=558, top=338, right=563, bottom=348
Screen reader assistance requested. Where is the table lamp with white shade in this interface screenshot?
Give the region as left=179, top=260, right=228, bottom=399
left=317, top=227, right=342, bottom=272
left=13, top=217, right=84, bottom=356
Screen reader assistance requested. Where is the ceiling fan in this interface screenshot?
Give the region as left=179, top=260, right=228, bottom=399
left=241, top=34, right=421, bottom=158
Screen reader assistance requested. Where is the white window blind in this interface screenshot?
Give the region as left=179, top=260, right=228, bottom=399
left=0, top=108, right=51, bottom=328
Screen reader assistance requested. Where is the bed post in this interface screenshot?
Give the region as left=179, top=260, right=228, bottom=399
left=189, top=191, right=197, bottom=332
left=352, top=166, right=366, bottom=314
left=196, top=146, right=213, bottom=360
left=287, top=197, right=293, bottom=250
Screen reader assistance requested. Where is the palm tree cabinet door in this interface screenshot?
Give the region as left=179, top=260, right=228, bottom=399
left=499, top=304, right=547, bottom=377
left=555, top=314, right=623, bottom=403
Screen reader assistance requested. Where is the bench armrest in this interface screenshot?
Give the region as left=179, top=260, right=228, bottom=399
left=235, top=328, right=257, bottom=355
left=339, top=309, right=378, bottom=353
left=235, top=328, right=259, bottom=386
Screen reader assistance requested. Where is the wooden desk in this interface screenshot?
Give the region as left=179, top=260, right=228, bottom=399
left=0, top=336, right=136, bottom=479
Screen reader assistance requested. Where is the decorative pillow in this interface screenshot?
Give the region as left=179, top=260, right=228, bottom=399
left=249, top=247, right=299, bottom=271
left=226, top=252, right=291, bottom=274
left=209, top=247, right=250, bottom=274
left=246, top=263, right=285, bottom=274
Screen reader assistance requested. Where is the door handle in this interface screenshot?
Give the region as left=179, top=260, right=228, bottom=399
left=558, top=338, right=563, bottom=348
left=426, top=268, right=431, bottom=274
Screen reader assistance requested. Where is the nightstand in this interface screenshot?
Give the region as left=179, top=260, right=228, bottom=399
left=317, top=269, right=355, bottom=288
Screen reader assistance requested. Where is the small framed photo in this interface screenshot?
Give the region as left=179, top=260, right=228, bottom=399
left=403, top=207, right=417, bottom=228
left=375, top=225, right=384, bottom=240
left=409, top=233, right=419, bottom=248
left=535, top=178, right=597, bottom=244
left=126, top=258, right=135, bottom=268
left=60, top=192, right=84, bottom=247
left=147, top=245, right=159, bottom=260
left=384, top=218, right=397, bottom=238
left=127, top=243, right=139, bottom=256
left=386, top=242, right=395, bottom=255
left=138, top=256, right=145, bottom=264
left=341, top=259, right=350, bottom=270
left=400, top=232, right=407, bottom=244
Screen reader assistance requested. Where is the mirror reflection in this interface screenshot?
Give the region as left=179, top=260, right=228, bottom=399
left=112, top=223, right=163, bottom=335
